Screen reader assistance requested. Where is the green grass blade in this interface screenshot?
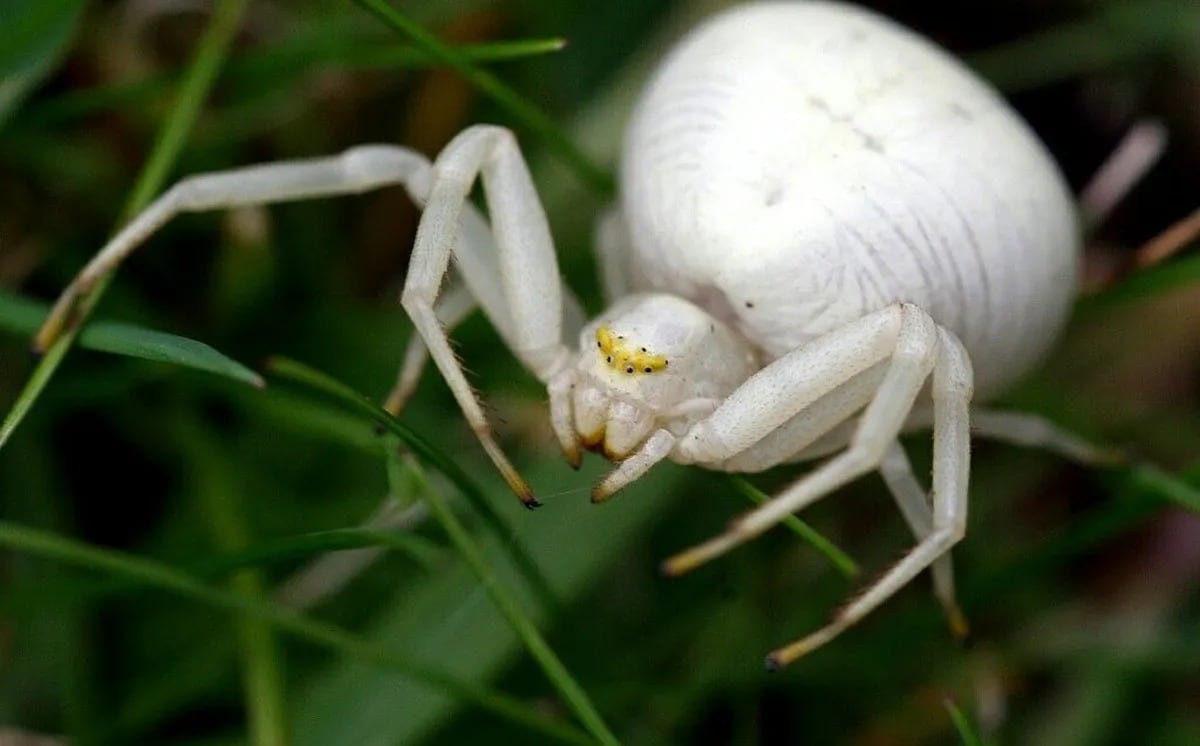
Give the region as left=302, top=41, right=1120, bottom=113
left=1076, top=253, right=1200, bottom=315
left=0, top=0, right=249, bottom=451
left=351, top=0, right=614, bottom=196
left=396, top=447, right=620, bottom=746
left=26, top=36, right=567, bottom=125
left=0, top=289, right=264, bottom=386
left=181, top=421, right=286, bottom=746
left=1, top=528, right=446, bottom=614
left=1121, top=462, right=1200, bottom=514
left=943, top=697, right=986, bottom=746
left=264, top=356, right=561, bottom=611
left=0, top=0, right=85, bottom=126
left=970, top=0, right=1197, bottom=93
left=728, top=476, right=860, bottom=579
left=0, top=520, right=590, bottom=745
left=82, top=321, right=265, bottom=387
left=197, top=527, right=446, bottom=576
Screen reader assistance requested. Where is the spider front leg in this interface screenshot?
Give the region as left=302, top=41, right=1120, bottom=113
left=659, top=304, right=974, bottom=665
left=766, top=328, right=972, bottom=668
left=663, top=303, right=941, bottom=573
left=401, top=125, right=574, bottom=506
left=383, top=204, right=587, bottom=419
left=879, top=441, right=966, bottom=639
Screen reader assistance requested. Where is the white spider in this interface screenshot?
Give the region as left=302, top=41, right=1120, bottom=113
left=38, top=1, right=1122, bottom=667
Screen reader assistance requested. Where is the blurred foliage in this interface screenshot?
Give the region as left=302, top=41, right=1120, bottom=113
left=1, top=0, right=1199, bottom=744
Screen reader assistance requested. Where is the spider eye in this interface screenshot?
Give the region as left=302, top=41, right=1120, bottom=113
left=626, top=367, right=634, bottom=374
left=643, top=367, right=652, bottom=373
left=606, top=356, right=612, bottom=363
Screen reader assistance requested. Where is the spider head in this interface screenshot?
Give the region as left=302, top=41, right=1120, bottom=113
left=549, top=293, right=759, bottom=465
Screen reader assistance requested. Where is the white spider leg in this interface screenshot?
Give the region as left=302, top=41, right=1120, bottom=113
left=879, top=441, right=966, bottom=639
left=594, top=205, right=635, bottom=302
left=383, top=282, right=476, bottom=417
left=719, top=363, right=887, bottom=473
left=673, top=304, right=908, bottom=466
left=35, top=145, right=433, bottom=351
left=663, top=303, right=937, bottom=575
left=401, top=125, right=573, bottom=506
left=591, top=429, right=676, bottom=502
left=970, top=408, right=1123, bottom=465
left=766, top=327, right=972, bottom=668
left=385, top=204, right=587, bottom=419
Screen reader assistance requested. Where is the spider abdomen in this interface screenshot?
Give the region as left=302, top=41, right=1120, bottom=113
left=620, top=1, right=1078, bottom=398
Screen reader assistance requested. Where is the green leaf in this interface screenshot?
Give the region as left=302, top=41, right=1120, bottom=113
left=1076, top=253, right=1200, bottom=315
left=0, top=289, right=264, bottom=388
left=944, top=697, right=986, bottom=746
left=82, top=322, right=264, bottom=388
left=0, top=0, right=85, bottom=126
left=1120, top=462, right=1200, bottom=514
left=970, top=0, right=1198, bottom=93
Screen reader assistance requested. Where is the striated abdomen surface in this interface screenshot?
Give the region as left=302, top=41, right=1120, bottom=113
left=620, top=1, right=1079, bottom=398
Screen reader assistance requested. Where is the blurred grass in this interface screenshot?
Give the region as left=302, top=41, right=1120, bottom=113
left=1, top=0, right=1199, bottom=744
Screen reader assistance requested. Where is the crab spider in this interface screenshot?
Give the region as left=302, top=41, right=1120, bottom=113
left=37, top=2, right=1122, bottom=667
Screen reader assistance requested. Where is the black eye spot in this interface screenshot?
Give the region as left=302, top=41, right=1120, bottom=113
left=640, top=347, right=646, bottom=352
left=744, top=301, right=755, bottom=308
left=625, top=367, right=634, bottom=374
left=643, top=367, right=652, bottom=373
left=606, top=356, right=611, bottom=363
left=664, top=360, right=669, bottom=366
left=596, top=341, right=601, bottom=348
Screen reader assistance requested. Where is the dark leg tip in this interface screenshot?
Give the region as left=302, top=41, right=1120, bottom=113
left=764, top=653, right=783, bottom=673
left=523, top=498, right=543, bottom=510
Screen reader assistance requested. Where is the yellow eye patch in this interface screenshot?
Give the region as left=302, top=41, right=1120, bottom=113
left=596, top=325, right=669, bottom=375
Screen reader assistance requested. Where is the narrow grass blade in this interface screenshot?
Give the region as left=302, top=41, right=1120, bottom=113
left=396, top=449, right=619, bottom=746
left=0, top=0, right=85, bottom=126
left=182, top=420, right=286, bottom=746
left=264, top=356, right=561, bottom=612
left=352, top=0, right=614, bottom=196
left=0, top=528, right=446, bottom=613
left=970, top=0, right=1196, bottom=93
left=943, top=697, right=985, bottom=746
left=26, top=36, right=567, bottom=125
left=198, top=527, right=445, bottom=577
left=0, top=290, right=263, bottom=387
left=728, top=476, right=859, bottom=579
left=1121, top=462, right=1200, bottom=514
left=0, top=520, right=590, bottom=745
left=1076, top=253, right=1200, bottom=315
left=0, top=0, right=249, bottom=451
